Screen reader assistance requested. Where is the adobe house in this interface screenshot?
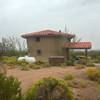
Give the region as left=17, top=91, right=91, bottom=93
left=22, top=30, right=91, bottom=61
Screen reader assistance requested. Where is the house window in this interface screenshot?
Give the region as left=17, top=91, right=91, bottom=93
left=37, top=49, right=41, bottom=55
left=36, top=37, right=40, bottom=42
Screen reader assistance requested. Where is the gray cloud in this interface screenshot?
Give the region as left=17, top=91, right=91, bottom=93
left=0, top=0, right=100, bottom=49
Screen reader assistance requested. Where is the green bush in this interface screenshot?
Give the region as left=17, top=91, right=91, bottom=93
left=75, top=64, right=86, bottom=69
left=26, top=77, right=74, bottom=100
left=65, top=73, right=74, bottom=80
left=0, top=74, right=23, bottom=100
left=65, top=59, right=75, bottom=66
left=27, top=63, right=41, bottom=69
left=60, top=63, right=66, bottom=67
left=2, top=56, right=17, bottom=65
left=87, top=62, right=95, bottom=67
left=77, top=59, right=86, bottom=65
left=35, top=59, right=50, bottom=67
left=93, top=59, right=100, bottom=63
left=80, top=81, right=87, bottom=88
left=42, top=62, right=50, bottom=67
left=1, top=56, right=17, bottom=68
left=0, top=56, right=8, bottom=62
left=18, top=59, right=28, bottom=66
left=86, top=68, right=100, bottom=81
left=20, top=65, right=30, bottom=71
left=35, top=59, right=45, bottom=65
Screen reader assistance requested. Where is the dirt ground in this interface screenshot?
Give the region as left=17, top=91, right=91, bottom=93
left=5, top=66, right=100, bottom=100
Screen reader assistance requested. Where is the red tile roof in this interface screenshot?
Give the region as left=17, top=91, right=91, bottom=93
left=21, top=30, right=75, bottom=38
left=65, top=42, right=91, bottom=49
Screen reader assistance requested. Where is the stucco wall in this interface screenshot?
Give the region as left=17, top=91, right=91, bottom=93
left=27, top=35, right=68, bottom=61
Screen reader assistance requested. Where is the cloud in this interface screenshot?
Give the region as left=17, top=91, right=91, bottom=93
left=0, top=0, right=100, bottom=49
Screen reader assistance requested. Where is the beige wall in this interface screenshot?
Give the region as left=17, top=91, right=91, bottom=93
left=27, top=35, right=68, bottom=61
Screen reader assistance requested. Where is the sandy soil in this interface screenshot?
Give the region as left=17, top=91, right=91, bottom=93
left=5, top=66, right=100, bottom=100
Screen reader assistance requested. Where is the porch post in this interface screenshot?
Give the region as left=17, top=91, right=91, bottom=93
left=85, top=49, right=88, bottom=65
left=66, top=48, right=70, bottom=60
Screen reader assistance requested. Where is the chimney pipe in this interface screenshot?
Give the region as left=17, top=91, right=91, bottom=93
left=59, top=30, right=61, bottom=33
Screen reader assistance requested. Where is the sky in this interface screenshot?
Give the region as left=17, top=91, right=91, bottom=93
left=0, top=0, right=100, bottom=49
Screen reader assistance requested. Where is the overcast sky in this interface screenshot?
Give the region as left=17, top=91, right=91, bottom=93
left=0, top=0, right=100, bottom=49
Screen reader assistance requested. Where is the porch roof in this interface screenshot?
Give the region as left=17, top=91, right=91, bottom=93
left=65, top=42, right=92, bottom=49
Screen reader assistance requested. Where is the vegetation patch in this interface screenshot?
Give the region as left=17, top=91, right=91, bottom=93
left=67, top=79, right=87, bottom=88
left=77, top=59, right=86, bottom=65
left=18, top=59, right=28, bottom=66
left=65, top=59, right=75, bottom=66
left=65, top=73, right=74, bottom=80
left=75, top=64, right=86, bottom=69
left=87, top=62, right=95, bottom=67
left=0, top=73, right=23, bottom=100
left=26, top=63, right=41, bottom=69
left=93, top=59, right=100, bottom=63
left=60, top=63, right=67, bottom=67
left=86, top=68, right=100, bottom=82
left=35, top=59, right=50, bottom=67
left=2, top=56, right=17, bottom=65
left=25, top=77, right=74, bottom=100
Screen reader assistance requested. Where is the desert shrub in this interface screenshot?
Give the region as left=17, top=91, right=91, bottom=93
left=42, top=62, right=50, bottom=67
left=86, top=68, right=100, bottom=81
left=60, top=63, right=66, bottom=67
left=0, top=56, right=8, bottom=62
left=75, top=64, right=86, bottom=69
left=18, top=59, right=28, bottom=66
left=26, top=77, right=74, bottom=100
left=93, top=59, right=100, bottom=63
left=80, top=81, right=87, bottom=88
left=27, top=63, right=41, bottom=69
left=1, top=56, right=17, bottom=65
left=1, top=56, right=9, bottom=60
left=35, top=59, right=45, bottom=65
left=87, top=62, right=95, bottom=67
left=20, top=65, right=30, bottom=71
left=1, top=56, right=17, bottom=68
left=35, top=59, right=50, bottom=67
left=65, top=73, right=74, bottom=80
left=77, top=59, right=86, bottom=65
left=6, top=59, right=17, bottom=66
left=65, top=59, right=75, bottom=66
left=67, top=79, right=87, bottom=88
left=0, top=74, right=23, bottom=100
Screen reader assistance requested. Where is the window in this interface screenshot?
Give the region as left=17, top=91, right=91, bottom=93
left=36, top=37, right=40, bottom=42
left=37, top=49, right=41, bottom=55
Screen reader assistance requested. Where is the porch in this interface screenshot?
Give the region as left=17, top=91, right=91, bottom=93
left=65, top=42, right=92, bottom=64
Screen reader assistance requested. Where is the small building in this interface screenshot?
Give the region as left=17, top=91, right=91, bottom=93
left=22, top=30, right=91, bottom=61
